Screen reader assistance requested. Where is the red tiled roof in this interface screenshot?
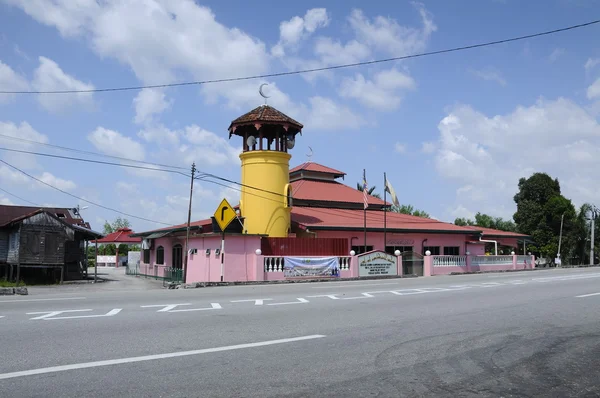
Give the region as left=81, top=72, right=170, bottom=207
left=289, top=162, right=346, bottom=176
left=229, top=105, right=303, bottom=130
left=291, top=207, right=479, bottom=233
left=95, top=228, right=141, bottom=244
left=131, top=218, right=213, bottom=237
left=462, top=226, right=530, bottom=238
left=291, top=179, right=386, bottom=206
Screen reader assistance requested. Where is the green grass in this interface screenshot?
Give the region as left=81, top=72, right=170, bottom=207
left=0, top=278, right=26, bottom=287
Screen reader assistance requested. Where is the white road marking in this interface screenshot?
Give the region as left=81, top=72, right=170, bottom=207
left=311, top=282, right=399, bottom=289
left=28, top=309, right=92, bottom=320
left=575, top=292, right=600, bottom=298
left=230, top=299, right=273, bottom=306
left=169, top=303, right=222, bottom=312
left=42, top=309, right=122, bottom=320
left=0, top=334, right=327, bottom=381
left=389, top=289, right=429, bottom=296
left=308, top=293, right=374, bottom=300
left=268, top=298, right=309, bottom=306
left=0, top=297, right=86, bottom=303
left=0, top=316, right=4, bottom=319
left=141, top=304, right=192, bottom=312
left=341, top=293, right=374, bottom=300
left=308, top=294, right=341, bottom=300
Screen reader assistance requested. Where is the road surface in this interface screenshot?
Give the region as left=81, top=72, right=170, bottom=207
left=1, top=268, right=599, bottom=397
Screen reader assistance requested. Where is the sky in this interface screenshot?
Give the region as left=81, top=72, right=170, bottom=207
left=1, top=0, right=600, bottom=233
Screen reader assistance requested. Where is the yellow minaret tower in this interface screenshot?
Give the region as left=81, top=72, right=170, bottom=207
left=228, top=104, right=303, bottom=237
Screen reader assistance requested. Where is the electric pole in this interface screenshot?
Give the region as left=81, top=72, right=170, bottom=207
left=182, top=162, right=196, bottom=284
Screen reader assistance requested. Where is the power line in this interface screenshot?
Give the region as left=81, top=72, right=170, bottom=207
left=0, top=133, right=187, bottom=171
left=0, top=147, right=191, bottom=177
left=0, top=186, right=40, bottom=206
left=0, top=159, right=172, bottom=226
left=2, top=18, right=598, bottom=95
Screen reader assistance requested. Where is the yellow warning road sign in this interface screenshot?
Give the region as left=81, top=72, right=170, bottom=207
left=213, top=198, right=236, bottom=232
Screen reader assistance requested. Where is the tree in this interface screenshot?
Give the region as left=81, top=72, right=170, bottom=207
left=356, top=182, right=381, bottom=199
left=513, top=173, right=577, bottom=261
left=454, top=212, right=516, bottom=232
left=392, top=204, right=430, bottom=219
left=103, top=217, right=131, bottom=235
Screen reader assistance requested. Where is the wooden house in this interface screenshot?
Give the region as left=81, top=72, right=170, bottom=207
left=0, top=208, right=102, bottom=283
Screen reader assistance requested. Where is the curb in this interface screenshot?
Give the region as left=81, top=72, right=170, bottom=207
left=0, top=287, right=29, bottom=295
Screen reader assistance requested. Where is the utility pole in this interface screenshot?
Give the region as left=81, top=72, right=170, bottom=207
left=557, top=212, right=564, bottom=267
left=182, top=162, right=196, bottom=284
left=591, top=207, right=596, bottom=266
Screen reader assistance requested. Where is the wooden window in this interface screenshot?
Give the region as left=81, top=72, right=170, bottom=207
left=443, top=246, right=460, bottom=256
left=143, top=249, right=150, bottom=264
left=156, top=246, right=164, bottom=265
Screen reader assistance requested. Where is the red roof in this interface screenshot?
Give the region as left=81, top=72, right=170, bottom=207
left=291, top=179, right=386, bottom=206
left=291, top=207, right=478, bottom=233
left=290, top=162, right=346, bottom=176
left=462, top=226, right=529, bottom=238
left=229, top=105, right=303, bottom=131
left=95, top=228, right=141, bottom=244
left=130, top=219, right=213, bottom=237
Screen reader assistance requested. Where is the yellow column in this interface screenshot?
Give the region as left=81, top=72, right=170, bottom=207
left=239, top=151, right=291, bottom=237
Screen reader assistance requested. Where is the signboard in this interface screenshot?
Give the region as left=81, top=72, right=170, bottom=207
left=213, top=198, right=236, bottom=232
left=358, top=251, right=398, bottom=277
left=387, top=239, right=415, bottom=246
left=283, top=257, right=340, bottom=278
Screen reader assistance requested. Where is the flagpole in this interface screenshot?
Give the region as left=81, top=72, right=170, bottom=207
left=384, top=172, right=387, bottom=254
left=364, top=169, right=367, bottom=254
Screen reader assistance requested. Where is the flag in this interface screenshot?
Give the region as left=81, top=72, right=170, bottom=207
left=363, top=170, right=369, bottom=210
left=384, top=177, right=400, bottom=208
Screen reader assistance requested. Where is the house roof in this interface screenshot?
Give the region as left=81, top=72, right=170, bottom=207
left=291, top=207, right=481, bottom=233
left=289, top=162, right=346, bottom=177
left=130, top=219, right=213, bottom=238
left=94, top=228, right=141, bottom=244
left=462, top=226, right=530, bottom=239
left=0, top=205, right=90, bottom=228
left=228, top=105, right=303, bottom=131
left=290, top=179, right=386, bottom=207
left=0, top=209, right=102, bottom=239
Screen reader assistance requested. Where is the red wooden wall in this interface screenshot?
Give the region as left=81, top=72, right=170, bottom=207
left=261, top=237, right=348, bottom=256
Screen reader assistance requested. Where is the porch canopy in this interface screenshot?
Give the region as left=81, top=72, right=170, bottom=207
left=92, top=228, right=141, bottom=267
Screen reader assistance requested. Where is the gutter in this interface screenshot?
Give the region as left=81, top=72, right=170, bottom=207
left=479, top=236, right=498, bottom=255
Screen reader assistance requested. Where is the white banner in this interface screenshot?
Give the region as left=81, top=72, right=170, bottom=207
left=96, top=255, right=116, bottom=264
left=283, top=257, right=340, bottom=278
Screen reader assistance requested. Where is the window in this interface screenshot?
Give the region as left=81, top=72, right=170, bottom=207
left=443, top=246, right=460, bottom=256
left=172, top=244, right=183, bottom=269
left=351, top=245, right=373, bottom=255
left=143, top=249, right=150, bottom=264
left=386, top=246, right=413, bottom=255
left=56, top=213, right=66, bottom=218
left=156, top=246, right=164, bottom=265
left=423, top=246, right=440, bottom=255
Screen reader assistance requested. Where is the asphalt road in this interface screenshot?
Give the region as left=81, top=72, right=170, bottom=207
left=1, top=268, right=600, bottom=397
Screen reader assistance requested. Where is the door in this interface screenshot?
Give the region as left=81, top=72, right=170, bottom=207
left=401, top=251, right=424, bottom=276
left=172, top=244, right=183, bottom=269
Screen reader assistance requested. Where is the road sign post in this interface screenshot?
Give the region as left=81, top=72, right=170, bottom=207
left=213, top=198, right=237, bottom=282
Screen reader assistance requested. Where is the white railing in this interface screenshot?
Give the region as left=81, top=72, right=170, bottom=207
left=432, top=255, right=467, bottom=267
left=471, top=255, right=513, bottom=266
left=264, top=256, right=285, bottom=272
left=339, top=256, right=351, bottom=270
left=264, top=256, right=352, bottom=272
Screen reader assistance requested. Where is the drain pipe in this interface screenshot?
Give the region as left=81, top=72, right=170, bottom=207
left=479, top=236, right=498, bottom=256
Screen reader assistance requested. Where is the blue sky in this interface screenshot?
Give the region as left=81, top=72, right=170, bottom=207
left=1, top=0, right=600, bottom=232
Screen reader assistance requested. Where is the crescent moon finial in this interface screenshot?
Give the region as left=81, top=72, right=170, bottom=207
left=306, top=146, right=313, bottom=162
left=259, top=83, right=271, bottom=105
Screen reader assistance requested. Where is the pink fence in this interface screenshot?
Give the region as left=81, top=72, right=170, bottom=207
left=426, top=255, right=535, bottom=276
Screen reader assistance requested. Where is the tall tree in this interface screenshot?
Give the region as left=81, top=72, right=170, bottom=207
left=392, top=204, right=430, bottom=218
left=356, top=182, right=381, bottom=199
left=513, top=173, right=577, bottom=261
left=103, top=217, right=132, bottom=235
left=454, top=212, right=516, bottom=232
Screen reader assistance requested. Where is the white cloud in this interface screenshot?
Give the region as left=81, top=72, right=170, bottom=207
left=38, top=171, right=76, bottom=191
left=584, top=57, right=600, bottom=72
left=0, top=121, right=49, bottom=170
left=394, top=143, right=407, bottom=153
left=339, top=68, right=415, bottom=111
left=133, top=89, right=172, bottom=125
left=88, top=127, right=145, bottom=161
left=4, top=0, right=269, bottom=107
left=429, top=97, right=600, bottom=219
left=587, top=78, right=600, bottom=99
left=305, top=96, right=364, bottom=131
left=449, top=204, right=475, bottom=220
left=421, top=141, right=435, bottom=153
left=0, top=195, right=13, bottom=205
left=272, top=8, right=329, bottom=57
left=470, top=68, right=507, bottom=86
left=549, top=48, right=565, bottom=63
left=180, top=125, right=240, bottom=167
left=31, top=56, right=94, bottom=112
left=0, top=60, right=29, bottom=104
